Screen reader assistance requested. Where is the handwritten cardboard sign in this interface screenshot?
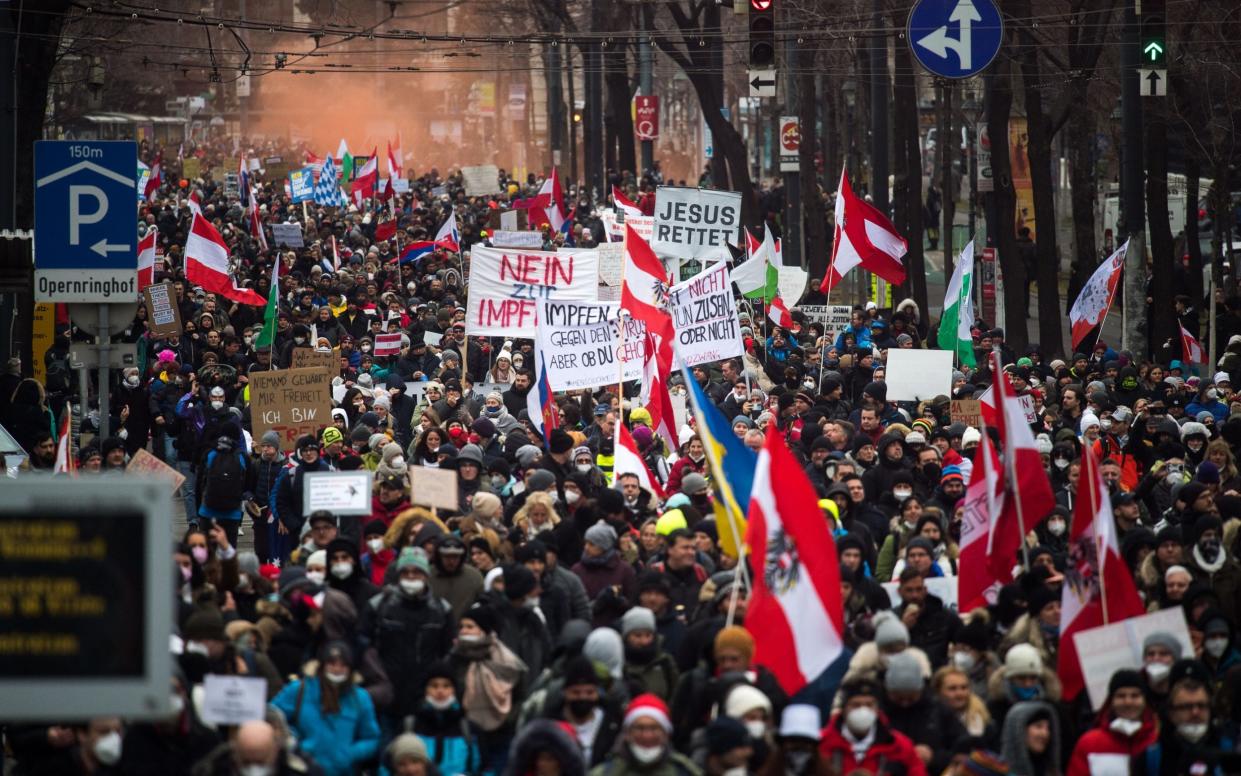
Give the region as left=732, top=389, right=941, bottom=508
left=143, top=281, right=183, bottom=338
left=125, top=448, right=186, bottom=492
left=410, top=466, right=459, bottom=511
left=291, top=348, right=338, bottom=372
left=249, top=367, right=333, bottom=451
left=950, top=399, right=983, bottom=427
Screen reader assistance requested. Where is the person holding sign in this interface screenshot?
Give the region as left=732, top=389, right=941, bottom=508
left=1065, top=669, right=1158, bottom=776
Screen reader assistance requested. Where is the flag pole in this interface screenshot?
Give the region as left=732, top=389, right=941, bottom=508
left=994, top=346, right=1031, bottom=573
left=1087, top=444, right=1112, bottom=625
left=617, top=228, right=628, bottom=413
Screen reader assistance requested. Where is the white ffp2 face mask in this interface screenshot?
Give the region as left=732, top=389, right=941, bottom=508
left=93, top=732, right=123, bottom=766
left=845, top=707, right=876, bottom=736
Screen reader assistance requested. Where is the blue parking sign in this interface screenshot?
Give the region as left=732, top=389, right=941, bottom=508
left=35, top=141, right=139, bottom=302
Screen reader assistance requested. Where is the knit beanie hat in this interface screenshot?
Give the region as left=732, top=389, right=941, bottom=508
left=962, top=751, right=1010, bottom=776
left=621, top=606, right=656, bottom=637
left=462, top=605, right=497, bottom=635
left=723, top=684, right=772, bottom=719
left=387, top=734, right=430, bottom=765
left=1108, top=668, right=1146, bottom=698
left=1142, top=631, right=1184, bottom=661
left=883, top=652, right=925, bottom=693
left=584, top=521, right=617, bottom=552
left=873, top=611, right=910, bottom=649
left=396, top=546, right=431, bottom=575
left=705, top=717, right=749, bottom=755
left=502, top=563, right=537, bottom=601
left=713, top=625, right=755, bottom=663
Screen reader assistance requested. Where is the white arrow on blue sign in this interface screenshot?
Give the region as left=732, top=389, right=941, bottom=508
left=34, top=140, right=139, bottom=302
left=907, top=0, right=1004, bottom=80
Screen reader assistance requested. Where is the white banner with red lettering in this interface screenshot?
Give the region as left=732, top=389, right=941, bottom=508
left=465, top=246, right=599, bottom=338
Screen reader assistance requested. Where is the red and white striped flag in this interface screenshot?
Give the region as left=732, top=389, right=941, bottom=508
left=641, top=325, right=678, bottom=454
left=821, top=168, right=907, bottom=293
left=137, top=228, right=157, bottom=292
left=768, top=295, right=794, bottom=329
left=957, top=425, right=1012, bottom=611
left=612, top=185, right=642, bottom=219
left=614, top=422, right=665, bottom=500
left=990, top=350, right=1055, bottom=539
left=387, top=136, right=403, bottom=180
left=53, top=410, right=75, bottom=476
left=187, top=189, right=202, bottom=218
left=1058, top=442, right=1146, bottom=700
left=144, top=153, right=162, bottom=202
left=1180, top=322, right=1205, bottom=364
left=373, top=332, right=403, bottom=357
left=745, top=426, right=845, bottom=695
left=185, top=213, right=267, bottom=307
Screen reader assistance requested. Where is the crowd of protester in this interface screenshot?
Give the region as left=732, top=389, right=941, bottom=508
left=8, top=136, right=1241, bottom=775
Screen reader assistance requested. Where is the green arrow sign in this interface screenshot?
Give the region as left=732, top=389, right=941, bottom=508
left=1144, top=41, right=1164, bottom=61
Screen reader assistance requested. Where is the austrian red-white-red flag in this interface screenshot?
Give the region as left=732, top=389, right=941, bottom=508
left=187, top=189, right=202, bottom=218
left=387, top=137, right=403, bottom=179
left=768, top=295, right=794, bottom=329
left=990, top=350, right=1056, bottom=537
left=1180, top=322, right=1205, bottom=364
left=614, top=422, right=666, bottom=500
left=957, top=426, right=1012, bottom=612
left=1057, top=442, right=1146, bottom=700
left=144, top=153, right=162, bottom=202
left=351, top=149, right=379, bottom=206
left=53, top=409, right=76, bottom=476
left=1069, top=239, right=1129, bottom=350
left=612, top=185, right=643, bottom=219
left=137, top=228, right=157, bottom=292
left=185, top=213, right=267, bottom=307
left=820, top=168, right=908, bottom=293
left=622, top=225, right=670, bottom=329
left=745, top=426, right=845, bottom=695
left=529, top=169, right=567, bottom=232
left=642, top=325, right=678, bottom=453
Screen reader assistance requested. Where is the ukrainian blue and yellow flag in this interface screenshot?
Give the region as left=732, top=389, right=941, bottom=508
left=682, top=365, right=757, bottom=558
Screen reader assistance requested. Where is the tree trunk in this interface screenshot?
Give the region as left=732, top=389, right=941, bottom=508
left=940, top=82, right=956, bottom=281
left=605, top=65, right=635, bottom=175
left=987, top=60, right=1028, bottom=350
left=891, top=39, right=927, bottom=314
left=1185, top=155, right=1205, bottom=303
left=1065, top=108, right=1098, bottom=315
left=797, top=42, right=827, bottom=287
left=1146, top=100, right=1176, bottom=356
left=1017, top=30, right=1065, bottom=357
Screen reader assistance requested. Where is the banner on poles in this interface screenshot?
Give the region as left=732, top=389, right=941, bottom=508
left=465, top=246, right=599, bottom=338
left=668, top=263, right=744, bottom=366
left=652, top=187, right=741, bottom=262
left=536, top=300, right=645, bottom=391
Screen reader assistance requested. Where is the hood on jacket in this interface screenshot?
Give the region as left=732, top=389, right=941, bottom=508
left=1000, top=700, right=1060, bottom=776
left=503, top=719, right=586, bottom=776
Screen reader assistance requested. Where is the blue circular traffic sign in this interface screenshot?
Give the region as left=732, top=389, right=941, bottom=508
left=907, top=0, right=1004, bottom=79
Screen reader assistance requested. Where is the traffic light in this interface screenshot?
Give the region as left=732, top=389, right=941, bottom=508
left=748, top=0, right=774, bottom=67
left=1141, top=15, right=1166, bottom=67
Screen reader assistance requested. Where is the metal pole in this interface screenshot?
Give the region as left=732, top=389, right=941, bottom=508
left=1121, top=0, right=1146, bottom=355
left=870, top=0, right=889, bottom=218
left=97, top=305, right=110, bottom=439
left=639, top=19, right=654, bottom=175
left=783, top=34, right=802, bottom=268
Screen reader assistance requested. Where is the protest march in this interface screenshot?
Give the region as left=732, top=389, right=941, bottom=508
left=9, top=134, right=1241, bottom=776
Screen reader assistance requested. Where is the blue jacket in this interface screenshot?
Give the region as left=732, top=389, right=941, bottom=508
left=273, top=677, right=381, bottom=776
left=1186, top=398, right=1229, bottom=423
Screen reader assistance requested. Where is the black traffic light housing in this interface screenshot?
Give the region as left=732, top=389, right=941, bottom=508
left=749, top=0, right=775, bottom=67
left=1141, top=14, right=1166, bottom=67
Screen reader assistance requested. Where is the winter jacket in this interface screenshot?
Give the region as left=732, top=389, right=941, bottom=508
left=897, top=594, right=954, bottom=668
left=571, top=551, right=638, bottom=603
left=430, top=562, right=485, bottom=620
left=361, top=586, right=456, bottom=718
left=1000, top=700, right=1062, bottom=776
left=588, top=748, right=701, bottom=776
left=272, top=677, right=381, bottom=776
left=1183, top=546, right=1241, bottom=627
left=1065, top=706, right=1159, bottom=776
left=881, top=692, right=968, bottom=776
left=818, top=711, right=927, bottom=776
left=273, top=458, right=333, bottom=537
left=409, top=700, right=481, bottom=776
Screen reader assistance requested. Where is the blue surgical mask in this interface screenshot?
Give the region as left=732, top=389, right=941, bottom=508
left=1011, top=684, right=1041, bottom=701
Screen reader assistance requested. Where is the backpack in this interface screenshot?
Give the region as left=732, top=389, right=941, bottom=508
left=203, top=451, right=244, bottom=511
left=44, top=351, right=71, bottom=394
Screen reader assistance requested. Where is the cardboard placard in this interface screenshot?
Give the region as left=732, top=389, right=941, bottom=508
left=596, top=242, right=624, bottom=287
left=182, top=158, right=201, bottom=180
left=271, top=223, right=305, bottom=248
left=1073, top=608, right=1193, bottom=710
left=200, top=675, right=267, bottom=726
left=488, top=209, right=528, bottom=231
left=409, top=466, right=459, bottom=511
left=249, top=367, right=333, bottom=451
left=490, top=230, right=544, bottom=249
left=950, top=399, right=983, bottom=427
left=884, top=349, right=955, bottom=402
left=462, top=165, right=501, bottom=196
left=291, top=348, right=338, bottom=372
left=125, top=448, right=186, bottom=492
left=303, top=471, right=373, bottom=516
left=651, top=187, right=741, bottom=262
left=143, top=281, right=182, bottom=338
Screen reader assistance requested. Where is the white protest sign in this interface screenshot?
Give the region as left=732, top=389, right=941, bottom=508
left=302, top=471, right=373, bottom=516
left=651, top=187, right=741, bottom=262
left=778, top=265, right=809, bottom=306
left=604, top=211, right=654, bottom=243
left=668, top=263, right=744, bottom=367
left=1073, top=607, right=1192, bottom=710
left=670, top=392, right=688, bottom=433
left=465, top=246, right=599, bottom=338
left=598, top=285, right=621, bottom=301
left=424, top=331, right=443, bottom=348
left=271, top=223, right=305, bottom=248
left=536, top=300, right=645, bottom=391
left=499, top=210, right=519, bottom=231
left=201, top=675, right=267, bottom=725
left=800, top=305, right=854, bottom=343
left=490, top=230, right=544, bottom=249
left=1018, top=393, right=1037, bottom=424
left=392, top=177, right=410, bottom=194
left=461, top=165, right=500, bottom=196
left=409, top=466, right=459, bottom=511
left=596, top=242, right=624, bottom=287
left=883, top=349, right=954, bottom=402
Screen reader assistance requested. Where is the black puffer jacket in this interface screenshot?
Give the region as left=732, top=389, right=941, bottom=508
left=361, top=585, right=455, bottom=718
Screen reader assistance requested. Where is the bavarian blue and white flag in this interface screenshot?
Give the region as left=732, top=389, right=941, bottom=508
left=314, top=154, right=344, bottom=207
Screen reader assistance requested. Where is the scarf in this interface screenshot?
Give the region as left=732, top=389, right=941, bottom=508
left=455, top=636, right=527, bottom=732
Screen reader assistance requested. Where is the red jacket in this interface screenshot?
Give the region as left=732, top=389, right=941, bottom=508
left=371, top=495, right=410, bottom=528
left=666, top=456, right=705, bottom=494
left=819, top=712, right=927, bottom=776
left=1066, top=706, right=1160, bottom=776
